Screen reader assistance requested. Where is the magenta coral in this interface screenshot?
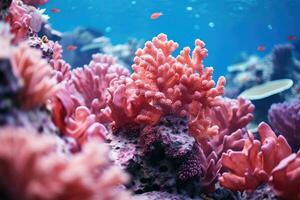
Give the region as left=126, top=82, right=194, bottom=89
left=269, top=152, right=300, bottom=200
left=219, top=122, right=292, bottom=191
left=268, top=99, right=300, bottom=149
left=22, top=0, right=48, bottom=6
left=108, top=33, right=225, bottom=139
left=10, top=42, right=58, bottom=109
left=0, top=126, right=131, bottom=200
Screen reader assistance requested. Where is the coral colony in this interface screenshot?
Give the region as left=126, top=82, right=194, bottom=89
left=0, top=0, right=299, bottom=200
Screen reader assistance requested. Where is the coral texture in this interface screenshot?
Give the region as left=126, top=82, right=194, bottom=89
left=11, top=42, right=58, bottom=109
left=268, top=99, right=300, bottom=150
left=108, top=33, right=225, bottom=140
left=0, top=126, right=131, bottom=200
left=269, top=152, right=300, bottom=200
left=178, top=97, right=254, bottom=191
left=220, top=122, right=292, bottom=191
left=51, top=54, right=129, bottom=145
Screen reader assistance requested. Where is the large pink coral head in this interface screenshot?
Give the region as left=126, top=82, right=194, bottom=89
left=109, top=33, right=225, bottom=140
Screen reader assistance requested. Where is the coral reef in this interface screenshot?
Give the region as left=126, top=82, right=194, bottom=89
left=268, top=99, right=300, bottom=150
left=1, top=1, right=299, bottom=199
left=225, top=43, right=300, bottom=100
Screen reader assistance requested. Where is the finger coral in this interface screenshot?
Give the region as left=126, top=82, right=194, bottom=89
left=268, top=99, right=300, bottom=150
left=11, top=42, right=58, bottom=109
left=269, top=152, right=300, bottom=200
left=219, top=122, right=292, bottom=191
left=0, top=126, right=131, bottom=200
left=108, top=33, right=226, bottom=140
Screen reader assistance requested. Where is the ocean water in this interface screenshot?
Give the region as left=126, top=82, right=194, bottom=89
left=44, top=0, right=300, bottom=78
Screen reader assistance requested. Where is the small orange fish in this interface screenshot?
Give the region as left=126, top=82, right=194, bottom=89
left=51, top=8, right=60, bottom=13
left=288, top=35, right=296, bottom=41
left=257, top=45, right=266, bottom=52
left=67, top=45, right=77, bottom=52
left=151, top=12, right=163, bottom=20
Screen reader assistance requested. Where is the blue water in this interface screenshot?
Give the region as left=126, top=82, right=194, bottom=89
left=43, top=0, right=300, bottom=78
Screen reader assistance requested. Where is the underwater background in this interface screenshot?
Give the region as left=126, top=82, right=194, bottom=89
left=1, top=0, right=300, bottom=199
left=44, top=0, right=300, bottom=78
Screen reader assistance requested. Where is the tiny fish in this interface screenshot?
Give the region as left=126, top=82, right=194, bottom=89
left=151, top=12, right=163, bottom=20
left=51, top=8, right=60, bottom=13
left=257, top=45, right=266, bottom=52
left=288, top=35, right=296, bottom=41
left=67, top=45, right=77, bottom=52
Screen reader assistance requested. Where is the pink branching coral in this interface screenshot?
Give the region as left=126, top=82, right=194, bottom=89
left=6, top=0, right=31, bottom=44
left=200, top=97, right=254, bottom=157
left=51, top=54, right=129, bottom=145
left=108, top=33, right=225, bottom=139
left=178, top=97, right=254, bottom=191
left=0, top=126, right=131, bottom=200
left=72, top=54, right=129, bottom=122
left=219, top=122, right=292, bottom=191
left=11, top=42, right=58, bottom=109
left=269, top=152, right=300, bottom=200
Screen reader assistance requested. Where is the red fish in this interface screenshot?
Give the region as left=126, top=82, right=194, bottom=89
left=288, top=35, right=296, bottom=41
left=51, top=8, right=60, bottom=13
left=257, top=45, right=266, bottom=52
left=151, top=12, right=163, bottom=20
left=67, top=45, right=77, bottom=52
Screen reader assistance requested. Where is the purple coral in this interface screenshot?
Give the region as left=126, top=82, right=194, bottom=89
left=268, top=99, right=300, bottom=150
left=271, top=44, right=299, bottom=80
